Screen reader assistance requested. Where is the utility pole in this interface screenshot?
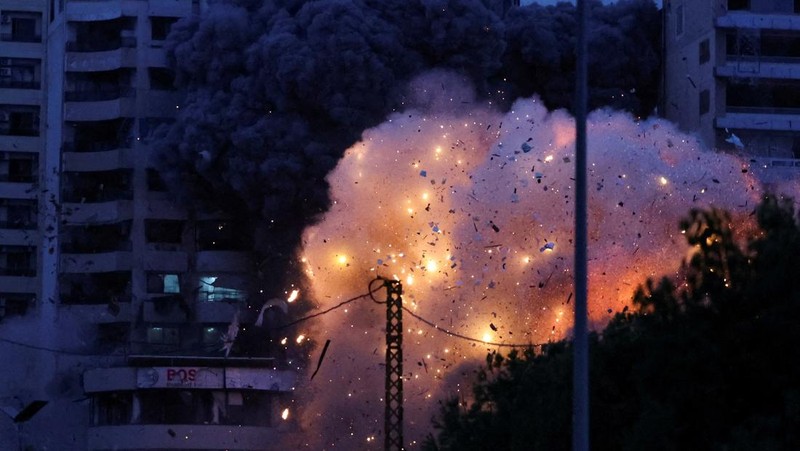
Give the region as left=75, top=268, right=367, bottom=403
left=384, top=280, right=403, bottom=451
left=573, top=0, right=590, bottom=450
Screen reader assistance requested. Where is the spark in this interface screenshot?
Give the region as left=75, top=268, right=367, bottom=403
left=287, top=289, right=300, bottom=303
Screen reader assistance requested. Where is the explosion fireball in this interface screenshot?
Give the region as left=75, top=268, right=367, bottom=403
left=294, top=80, right=760, bottom=448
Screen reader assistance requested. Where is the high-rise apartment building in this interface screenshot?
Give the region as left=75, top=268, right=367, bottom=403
left=0, top=1, right=296, bottom=449
left=663, top=0, right=800, bottom=180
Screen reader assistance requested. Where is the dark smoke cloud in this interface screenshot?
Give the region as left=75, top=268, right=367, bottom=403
left=152, top=0, right=661, bottom=290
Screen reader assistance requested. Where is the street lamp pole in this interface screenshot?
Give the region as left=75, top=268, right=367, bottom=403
left=573, top=0, right=590, bottom=450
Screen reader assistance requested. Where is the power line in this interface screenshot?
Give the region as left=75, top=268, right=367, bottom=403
left=401, top=306, right=546, bottom=349
left=0, top=336, right=96, bottom=356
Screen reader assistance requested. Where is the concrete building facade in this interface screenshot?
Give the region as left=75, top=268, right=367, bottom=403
left=0, top=1, right=296, bottom=449
left=663, top=0, right=800, bottom=178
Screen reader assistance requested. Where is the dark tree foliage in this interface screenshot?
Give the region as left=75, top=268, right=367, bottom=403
left=153, top=0, right=662, bottom=292
left=425, top=195, right=800, bottom=450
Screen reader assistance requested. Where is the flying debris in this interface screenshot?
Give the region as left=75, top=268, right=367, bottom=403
left=724, top=129, right=744, bottom=149
left=220, top=311, right=239, bottom=357
left=255, top=298, right=289, bottom=327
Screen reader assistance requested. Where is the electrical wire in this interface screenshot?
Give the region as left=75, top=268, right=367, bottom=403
left=401, top=306, right=545, bottom=349
left=0, top=336, right=98, bottom=356
left=275, top=279, right=384, bottom=330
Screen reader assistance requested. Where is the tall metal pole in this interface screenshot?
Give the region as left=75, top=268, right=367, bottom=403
left=384, top=280, right=403, bottom=451
left=573, top=0, right=590, bottom=450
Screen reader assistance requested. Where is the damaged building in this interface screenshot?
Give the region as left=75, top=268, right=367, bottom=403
left=663, top=0, right=800, bottom=182
left=0, top=1, right=296, bottom=449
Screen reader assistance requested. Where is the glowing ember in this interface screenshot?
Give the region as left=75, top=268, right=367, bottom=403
left=296, top=335, right=305, bottom=344
left=287, top=289, right=300, bottom=303
left=281, top=408, right=290, bottom=420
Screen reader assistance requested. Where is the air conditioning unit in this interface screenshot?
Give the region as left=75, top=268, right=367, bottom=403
left=0, top=68, right=11, bottom=77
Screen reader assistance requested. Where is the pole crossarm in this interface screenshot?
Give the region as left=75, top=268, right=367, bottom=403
left=384, top=280, right=403, bottom=451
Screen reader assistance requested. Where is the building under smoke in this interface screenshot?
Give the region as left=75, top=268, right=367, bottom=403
left=0, top=1, right=296, bottom=449
left=663, top=0, right=800, bottom=182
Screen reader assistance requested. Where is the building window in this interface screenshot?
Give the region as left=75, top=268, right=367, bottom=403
left=675, top=5, right=684, bottom=36
left=699, top=89, right=710, bottom=116
left=145, top=219, right=184, bottom=244
left=148, top=68, right=176, bottom=91
left=699, top=39, right=710, bottom=64
left=198, top=276, right=246, bottom=302
left=0, top=106, right=40, bottom=137
left=94, top=392, right=133, bottom=426
left=147, top=326, right=180, bottom=345
left=0, top=293, right=34, bottom=319
left=150, top=16, right=178, bottom=41
left=146, top=169, right=167, bottom=191
left=202, top=326, right=223, bottom=345
left=728, top=0, right=749, bottom=10
left=146, top=273, right=181, bottom=294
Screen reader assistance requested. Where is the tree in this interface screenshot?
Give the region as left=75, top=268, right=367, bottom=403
left=425, top=195, right=800, bottom=450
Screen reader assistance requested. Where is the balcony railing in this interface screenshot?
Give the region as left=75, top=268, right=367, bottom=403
left=63, top=140, right=129, bottom=153
left=0, top=33, right=41, bottom=43
left=0, top=268, right=35, bottom=277
left=0, top=173, right=35, bottom=183
left=0, top=80, right=41, bottom=90
left=726, top=105, right=800, bottom=115
left=0, top=220, right=36, bottom=230
left=0, top=127, right=38, bottom=137
left=65, top=36, right=136, bottom=53
left=64, top=87, right=134, bottom=102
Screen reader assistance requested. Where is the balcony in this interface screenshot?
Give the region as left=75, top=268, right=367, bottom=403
left=66, top=37, right=136, bottom=54
left=63, top=148, right=132, bottom=172
left=87, top=424, right=288, bottom=450
left=717, top=12, right=800, bottom=32
left=0, top=229, right=34, bottom=245
left=65, top=47, right=136, bottom=71
left=0, top=275, right=36, bottom=292
left=65, top=0, right=131, bottom=21
left=142, top=250, right=188, bottom=272
left=0, top=181, right=35, bottom=200
left=61, top=251, right=133, bottom=273
left=85, top=366, right=296, bottom=393
left=195, top=299, right=241, bottom=323
left=717, top=57, right=800, bottom=79
left=60, top=302, right=132, bottom=324
left=716, top=107, right=800, bottom=131
left=196, top=251, right=251, bottom=273
left=148, top=0, right=194, bottom=17
left=62, top=201, right=133, bottom=224
left=143, top=294, right=189, bottom=323
left=65, top=96, right=135, bottom=121
left=0, top=33, right=41, bottom=44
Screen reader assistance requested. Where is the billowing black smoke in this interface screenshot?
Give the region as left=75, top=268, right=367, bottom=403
left=152, top=0, right=661, bottom=291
